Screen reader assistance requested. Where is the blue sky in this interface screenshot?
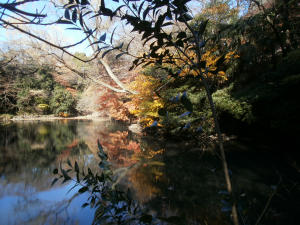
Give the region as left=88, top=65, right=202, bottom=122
left=0, top=0, right=205, bottom=56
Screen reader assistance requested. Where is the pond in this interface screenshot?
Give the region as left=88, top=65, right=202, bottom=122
left=0, top=120, right=299, bottom=225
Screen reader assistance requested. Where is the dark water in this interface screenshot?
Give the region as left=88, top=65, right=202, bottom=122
left=0, top=120, right=299, bottom=225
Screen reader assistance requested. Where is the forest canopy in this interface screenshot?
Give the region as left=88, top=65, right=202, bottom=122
left=0, top=0, right=299, bottom=141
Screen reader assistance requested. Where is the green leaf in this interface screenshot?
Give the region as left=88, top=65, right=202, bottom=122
left=139, top=215, right=153, bottom=224
left=221, top=205, right=232, bottom=212
left=66, top=27, right=82, bottom=30
left=167, top=6, right=172, bottom=20
left=79, top=12, right=83, bottom=27
left=75, top=161, right=79, bottom=172
left=101, top=195, right=111, bottom=201
left=158, top=108, right=168, bottom=116
left=116, top=53, right=125, bottom=59
left=56, top=19, right=74, bottom=24
left=127, top=188, right=132, bottom=199
left=97, top=141, right=105, bottom=153
left=94, top=205, right=104, bottom=220
left=175, top=39, right=184, bottom=48
left=53, top=168, right=58, bottom=174
left=72, top=8, right=77, bottom=23
left=177, top=31, right=187, bottom=39
left=161, top=22, right=174, bottom=27
left=67, top=158, right=73, bottom=168
left=76, top=171, right=80, bottom=183
left=51, top=178, right=58, bottom=187
left=88, top=167, right=93, bottom=175
left=78, top=186, right=89, bottom=194
left=81, top=203, right=90, bottom=210
left=178, top=13, right=193, bottom=22
left=103, top=205, right=112, bottom=213
left=96, top=215, right=110, bottom=224
left=62, top=169, right=71, bottom=180
left=62, top=178, right=72, bottom=185
left=98, top=173, right=104, bottom=182
left=116, top=206, right=127, bottom=215
left=105, top=175, right=113, bottom=183
left=100, top=33, right=106, bottom=42
left=179, top=111, right=191, bottom=118
left=138, top=1, right=145, bottom=16
left=81, top=0, right=89, bottom=5
left=117, top=42, right=124, bottom=49
left=142, top=30, right=153, bottom=40
left=98, top=152, right=108, bottom=160
left=90, top=196, right=95, bottom=208
left=181, top=95, right=193, bottom=112
left=198, top=19, right=209, bottom=38
left=99, top=160, right=111, bottom=169
left=64, top=9, right=70, bottom=20
left=65, top=169, right=72, bottom=173
left=143, top=6, right=150, bottom=20
left=102, top=48, right=114, bottom=58
left=103, top=168, right=113, bottom=176
left=111, top=194, right=116, bottom=205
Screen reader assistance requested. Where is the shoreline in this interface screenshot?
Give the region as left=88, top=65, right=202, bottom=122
left=10, top=115, right=111, bottom=121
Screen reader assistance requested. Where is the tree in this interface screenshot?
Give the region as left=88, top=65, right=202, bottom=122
left=0, top=0, right=137, bottom=94
left=0, top=0, right=240, bottom=223
left=50, top=85, right=76, bottom=115
left=56, top=0, right=239, bottom=223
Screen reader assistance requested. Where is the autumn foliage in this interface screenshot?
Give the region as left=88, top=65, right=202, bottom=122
left=96, top=78, right=137, bottom=121
left=97, top=129, right=141, bottom=167
left=128, top=75, right=165, bottom=127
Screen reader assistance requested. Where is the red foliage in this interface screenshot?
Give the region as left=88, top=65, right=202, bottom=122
left=65, top=87, right=78, bottom=97
left=95, top=77, right=138, bottom=121
left=57, top=138, right=79, bottom=161
left=97, top=130, right=141, bottom=167
left=52, top=72, right=71, bottom=87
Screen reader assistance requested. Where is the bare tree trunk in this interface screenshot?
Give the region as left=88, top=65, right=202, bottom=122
left=81, top=18, right=134, bottom=94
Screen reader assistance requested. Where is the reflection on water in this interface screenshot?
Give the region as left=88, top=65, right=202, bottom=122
left=1, top=120, right=300, bottom=224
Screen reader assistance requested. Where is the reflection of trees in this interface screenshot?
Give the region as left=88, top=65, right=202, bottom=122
left=77, top=121, right=143, bottom=168
left=0, top=121, right=92, bottom=179
left=119, top=145, right=227, bottom=224
left=0, top=121, right=250, bottom=224
left=1, top=182, right=81, bottom=225
left=0, top=121, right=224, bottom=223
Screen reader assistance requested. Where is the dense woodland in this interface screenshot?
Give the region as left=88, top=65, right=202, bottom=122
left=1, top=0, right=299, bottom=146
left=0, top=0, right=300, bottom=223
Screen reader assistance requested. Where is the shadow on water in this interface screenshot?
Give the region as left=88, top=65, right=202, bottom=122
left=0, top=120, right=300, bottom=224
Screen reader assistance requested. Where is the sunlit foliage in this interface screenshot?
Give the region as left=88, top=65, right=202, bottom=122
left=128, top=74, right=165, bottom=127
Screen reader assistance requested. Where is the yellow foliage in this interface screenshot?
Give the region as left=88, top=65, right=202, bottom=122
left=177, top=46, right=238, bottom=81
left=129, top=47, right=238, bottom=127
left=204, top=3, right=239, bottom=22
left=59, top=112, right=70, bottom=117
left=37, top=104, right=49, bottom=110
left=128, top=75, right=165, bottom=127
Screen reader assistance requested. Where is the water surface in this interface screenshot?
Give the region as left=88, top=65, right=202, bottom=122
left=0, top=120, right=299, bottom=224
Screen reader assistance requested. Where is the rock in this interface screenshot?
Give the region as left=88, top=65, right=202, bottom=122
left=128, top=124, right=142, bottom=133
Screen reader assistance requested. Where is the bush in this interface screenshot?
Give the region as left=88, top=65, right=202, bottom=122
left=49, top=86, right=75, bottom=116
